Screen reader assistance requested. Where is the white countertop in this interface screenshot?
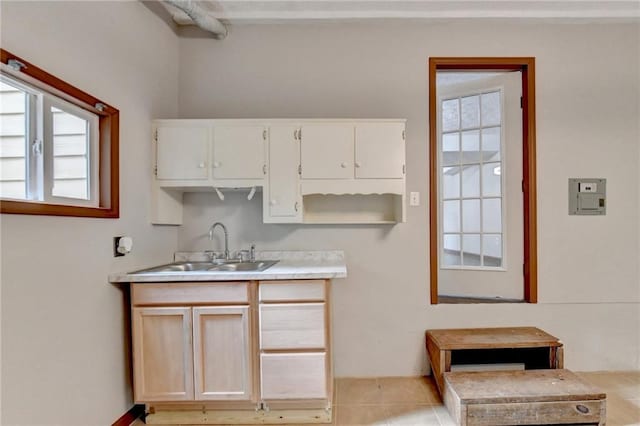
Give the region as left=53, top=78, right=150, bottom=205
left=109, top=250, right=347, bottom=283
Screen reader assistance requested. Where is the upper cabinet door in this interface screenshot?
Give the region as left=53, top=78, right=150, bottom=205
left=192, top=306, right=252, bottom=401
left=132, top=307, right=194, bottom=402
left=156, top=126, right=209, bottom=180
left=300, top=124, right=354, bottom=179
left=355, top=123, right=405, bottom=179
left=267, top=126, right=301, bottom=220
left=213, top=126, right=266, bottom=179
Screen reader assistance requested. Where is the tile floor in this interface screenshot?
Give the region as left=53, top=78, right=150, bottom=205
left=132, top=371, right=640, bottom=426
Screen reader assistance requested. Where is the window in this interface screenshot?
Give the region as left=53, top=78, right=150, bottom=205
left=440, top=90, right=505, bottom=269
left=428, top=57, right=538, bottom=304
left=0, top=49, right=119, bottom=218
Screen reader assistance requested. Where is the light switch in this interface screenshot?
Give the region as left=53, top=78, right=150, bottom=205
left=410, top=192, right=420, bottom=206
left=569, top=178, right=606, bottom=215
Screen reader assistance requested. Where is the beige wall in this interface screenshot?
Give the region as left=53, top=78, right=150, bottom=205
left=176, top=22, right=640, bottom=375
left=0, top=2, right=179, bottom=425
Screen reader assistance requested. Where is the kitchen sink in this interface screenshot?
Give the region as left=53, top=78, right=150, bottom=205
left=132, top=260, right=279, bottom=274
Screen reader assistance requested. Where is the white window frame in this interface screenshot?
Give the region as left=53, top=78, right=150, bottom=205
left=437, top=85, right=508, bottom=272
left=0, top=73, right=99, bottom=207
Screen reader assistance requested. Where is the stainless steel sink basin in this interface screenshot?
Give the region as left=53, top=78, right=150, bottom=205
left=132, top=260, right=278, bottom=274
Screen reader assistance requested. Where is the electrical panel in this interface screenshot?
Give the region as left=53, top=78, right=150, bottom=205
left=568, top=178, right=606, bottom=215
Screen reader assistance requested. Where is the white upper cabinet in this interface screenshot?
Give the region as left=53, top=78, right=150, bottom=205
left=213, top=125, right=266, bottom=179
left=156, top=126, right=209, bottom=180
left=300, top=124, right=354, bottom=179
left=355, top=123, right=405, bottom=179
left=265, top=125, right=302, bottom=222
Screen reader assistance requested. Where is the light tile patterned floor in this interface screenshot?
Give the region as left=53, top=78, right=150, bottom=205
left=132, top=371, right=640, bottom=426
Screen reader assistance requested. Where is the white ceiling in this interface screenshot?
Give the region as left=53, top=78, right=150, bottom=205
left=163, top=1, right=640, bottom=24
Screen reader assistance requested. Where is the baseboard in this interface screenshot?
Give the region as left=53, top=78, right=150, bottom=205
left=112, top=404, right=145, bottom=426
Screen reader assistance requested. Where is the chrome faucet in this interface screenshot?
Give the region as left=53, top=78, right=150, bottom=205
left=208, top=222, right=230, bottom=260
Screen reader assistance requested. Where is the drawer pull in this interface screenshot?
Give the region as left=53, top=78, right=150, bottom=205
left=575, top=404, right=589, bottom=414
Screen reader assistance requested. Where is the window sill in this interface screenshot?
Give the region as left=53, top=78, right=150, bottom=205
left=437, top=295, right=525, bottom=304
left=0, top=199, right=118, bottom=218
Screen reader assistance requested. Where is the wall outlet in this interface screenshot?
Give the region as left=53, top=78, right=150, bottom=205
left=409, top=192, right=420, bottom=206
left=114, top=236, right=125, bottom=257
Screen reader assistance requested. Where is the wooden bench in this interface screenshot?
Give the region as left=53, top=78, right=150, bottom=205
left=426, top=327, right=564, bottom=395
left=443, top=369, right=606, bottom=426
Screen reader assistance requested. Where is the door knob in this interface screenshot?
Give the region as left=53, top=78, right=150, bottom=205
left=213, top=162, right=221, bottom=168
left=198, top=162, right=206, bottom=168
left=355, top=162, right=362, bottom=168
left=341, top=162, right=348, bottom=168
left=270, top=199, right=277, bottom=206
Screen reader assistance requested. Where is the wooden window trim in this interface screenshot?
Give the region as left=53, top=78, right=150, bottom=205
left=428, top=57, right=537, bottom=304
left=0, top=49, right=119, bottom=218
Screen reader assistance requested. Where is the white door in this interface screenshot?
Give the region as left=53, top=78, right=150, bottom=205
left=213, top=125, right=265, bottom=179
left=266, top=125, right=302, bottom=221
left=156, top=126, right=209, bottom=180
left=437, top=72, right=524, bottom=300
left=192, top=306, right=252, bottom=401
left=355, top=123, right=405, bottom=178
left=300, top=124, right=354, bottom=179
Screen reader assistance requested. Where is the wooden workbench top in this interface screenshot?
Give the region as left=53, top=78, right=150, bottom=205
left=426, top=327, right=562, bottom=350
left=443, top=369, right=606, bottom=404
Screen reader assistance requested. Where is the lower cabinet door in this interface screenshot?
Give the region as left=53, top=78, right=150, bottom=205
left=193, top=306, right=252, bottom=400
left=261, top=352, right=327, bottom=399
left=132, top=307, right=194, bottom=402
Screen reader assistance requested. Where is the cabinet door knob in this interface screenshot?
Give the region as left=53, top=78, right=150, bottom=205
left=270, top=199, right=277, bottom=206
left=341, top=162, right=348, bottom=168
left=213, top=162, right=221, bottom=168
left=198, top=162, right=206, bottom=168
left=355, top=162, right=362, bottom=168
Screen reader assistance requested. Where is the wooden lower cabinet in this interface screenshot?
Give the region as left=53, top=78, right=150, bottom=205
left=131, top=280, right=333, bottom=424
left=193, top=306, right=252, bottom=400
left=132, top=307, right=194, bottom=402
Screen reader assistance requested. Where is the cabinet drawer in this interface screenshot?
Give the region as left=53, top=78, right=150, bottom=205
left=260, top=303, right=326, bottom=350
left=259, top=280, right=325, bottom=302
left=261, top=352, right=327, bottom=400
left=132, top=282, right=249, bottom=306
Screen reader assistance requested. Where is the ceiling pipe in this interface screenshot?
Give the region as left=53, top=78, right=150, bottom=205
left=164, top=0, right=227, bottom=39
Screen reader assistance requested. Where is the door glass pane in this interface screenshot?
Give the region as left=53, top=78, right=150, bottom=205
left=442, top=99, right=459, bottom=132
left=0, top=80, right=27, bottom=200
left=481, top=91, right=501, bottom=126
left=442, top=132, right=459, bottom=165
left=481, top=126, right=501, bottom=162
left=461, top=95, right=480, bottom=129
left=462, top=234, right=481, bottom=266
left=482, top=198, right=502, bottom=233
left=443, top=200, right=460, bottom=232
left=462, top=165, right=480, bottom=198
left=462, top=199, right=480, bottom=232
left=443, top=234, right=461, bottom=266
left=482, top=162, right=502, bottom=197
left=51, top=107, right=89, bottom=200
left=483, top=234, right=503, bottom=267
left=461, top=130, right=480, bottom=164
left=442, top=167, right=460, bottom=199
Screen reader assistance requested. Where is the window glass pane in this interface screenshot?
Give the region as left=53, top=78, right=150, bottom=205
left=462, top=199, right=480, bottom=232
left=443, top=200, right=460, bottom=232
left=483, top=234, right=503, bottom=267
left=442, top=99, right=459, bottom=132
left=0, top=80, right=27, bottom=200
left=51, top=107, right=89, bottom=200
left=461, top=130, right=480, bottom=164
left=481, top=91, right=501, bottom=126
left=461, top=95, right=480, bottom=129
left=443, top=234, right=461, bottom=266
left=482, top=162, right=502, bottom=197
left=462, top=234, right=481, bottom=266
left=442, top=167, right=460, bottom=199
left=462, top=165, right=480, bottom=198
left=482, top=198, right=502, bottom=233
left=481, top=126, right=501, bottom=162
left=442, top=132, right=459, bottom=166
